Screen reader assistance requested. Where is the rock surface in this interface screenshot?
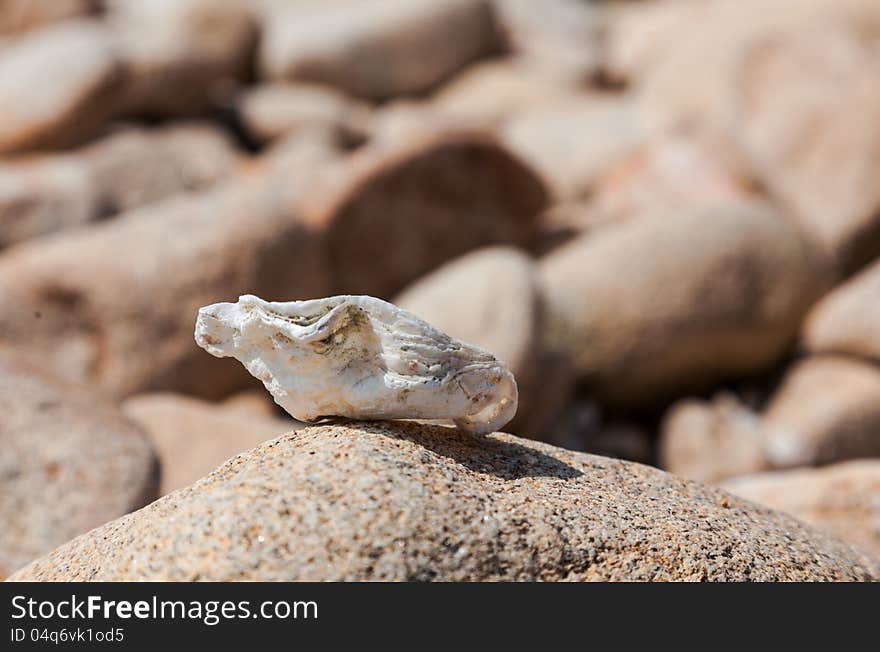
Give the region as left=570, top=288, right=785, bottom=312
left=123, top=393, right=297, bottom=495
left=430, top=58, right=579, bottom=124
left=539, top=200, right=821, bottom=406
left=500, top=96, right=646, bottom=201
left=762, top=356, right=880, bottom=468
left=803, top=258, right=880, bottom=363
left=659, top=394, right=769, bottom=483
left=303, top=134, right=548, bottom=297
left=591, top=137, right=751, bottom=225
left=491, top=0, right=601, bottom=81
left=0, top=154, right=96, bottom=248
left=9, top=421, right=877, bottom=581
left=260, top=0, right=499, bottom=101
left=723, top=460, right=880, bottom=560
left=0, top=0, right=94, bottom=36
left=737, top=25, right=880, bottom=272
left=237, top=83, right=370, bottom=147
left=0, top=123, right=240, bottom=247
left=0, top=20, right=121, bottom=153
left=108, top=0, right=257, bottom=117
left=0, top=177, right=328, bottom=399
left=0, top=352, right=158, bottom=579
left=81, top=123, right=241, bottom=215
left=221, top=389, right=280, bottom=419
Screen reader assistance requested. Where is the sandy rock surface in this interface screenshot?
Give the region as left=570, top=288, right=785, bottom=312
left=10, top=421, right=877, bottom=581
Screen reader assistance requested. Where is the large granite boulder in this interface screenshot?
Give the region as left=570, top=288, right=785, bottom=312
left=10, top=421, right=876, bottom=581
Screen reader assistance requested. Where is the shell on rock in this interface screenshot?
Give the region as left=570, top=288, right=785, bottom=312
left=194, top=294, right=518, bottom=434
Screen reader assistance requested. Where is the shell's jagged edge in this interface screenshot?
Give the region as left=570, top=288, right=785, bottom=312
left=194, top=294, right=518, bottom=434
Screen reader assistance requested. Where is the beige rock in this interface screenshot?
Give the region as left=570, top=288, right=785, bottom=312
left=803, top=258, right=880, bottom=363
left=737, top=26, right=880, bottom=272
left=491, top=0, right=601, bottom=82
left=258, top=128, right=348, bottom=179
left=81, top=122, right=241, bottom=214
left=0, top=0, right=95, bottom=36
left=763, top=357, right=880, bottom=468
left=532, top=199, right=617, bottom=256
left=0, top=20, right=122, bottom=153
left=600, top=0, right=696, bottom=86
left=659, top=394, right=769, bottom=483
left=0, top=123, right=240, bottom=248
left=365, top=100, right=490, bottom=148
left=539, top=200, right=821, bottom=406
left=592, top=137, right=751, bottom=225
left=303, top=133, right=548, bottom=297
left=123, top=392, right=298, bottom=495
left=259, top=0, right=499, bottom=101
left=0, top=176, right=329, bottom=399
left=0, top=155, right=96, bottom=248
left=500, top=96, right=646, bottom=201
left=238, top=83, right=370, bottom=146
left=108, top=0, right=257, bottom=116
left=0, top=352, right=158, bottom=579
left=608, top=0, right=880, bottom=270
left=395, top=246, right=572, bottom=434
left=432, top=58, right=581, bottom=124
left=221, top=389, right=279, bottom=419
left=723, top=460, right=880, bottom=561
left=10, top=421, right=877, bottom=581
left=0, top=134, right=544, bottom=399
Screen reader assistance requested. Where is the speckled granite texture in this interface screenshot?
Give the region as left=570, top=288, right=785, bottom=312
left=10, top=421, right=878, bottom=581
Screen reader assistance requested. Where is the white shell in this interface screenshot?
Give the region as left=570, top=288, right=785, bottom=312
left=194, top=294, right=518, bottom=434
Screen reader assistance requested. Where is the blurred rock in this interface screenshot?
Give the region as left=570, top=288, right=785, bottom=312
left=803, top=258, right=880, bottom=363
left=0, top=351, right=158, bottom=579
left=123, top=392, right=298, bottom=495
left=500, top=96, right=646, bottom=201
left=762, top=356, right=880, bottom=468
left=609, top=0, right=880, bottom=270
left=221, top=389, right=279, bottom=418
left=237, top=83, right=371, bottom=146
left=395, top=246, right=571, bottom=435
left=592, top=137, right=752, bottom=225
left=0, top=0, right=95, bottom=36
left=723, top=460, right=880, bottom=560
left=737, top=27, right=880, bottom=273
left=303, top=134, right=548, bottom=297
left=10, top=421, right=877, bottom=581
left=491, top=0, right=601, bottom=82
left=660, top=394, right=769, bottom=483
left=539, top=200, right=821, bottom=406
left=606, top=0, right=880, bottom=89
left=0, top=155, right=96, bottom=248
left=432, top=58, right=581, bottom=124
left=0, top=20, right=122, bottom=153
left=0, top=177, right=330, bottom=399
left=81, top=122, right=241, bottom=214
left=258, top=128, right=348, bottom=177
left=0, top=123, right=240, bottom=248
left=108, top=0, right=257, bottom=117
left=600, top=0, right=694, bottom=86
left=260, top=0, right=499, bottom=101
left=365, top=100, right=489, bottom=148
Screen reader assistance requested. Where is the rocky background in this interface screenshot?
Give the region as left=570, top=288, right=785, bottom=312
left=1, top=0, right=878, bottom=581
